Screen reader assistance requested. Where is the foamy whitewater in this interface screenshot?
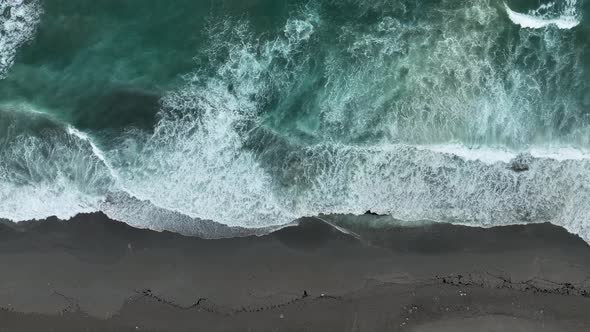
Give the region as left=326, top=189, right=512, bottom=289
left=0, top=0, right=41, bottom=78
left=1, top=0, right=589, bottom=241
left=505, top=1, right=580, bottom=29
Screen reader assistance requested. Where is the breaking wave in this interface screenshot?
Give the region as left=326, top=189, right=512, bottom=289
left=1, top=0, right=589, bottom=241
left=504, top=1, right=580, bottom=29
left=0, top=0, right=41, bottom=78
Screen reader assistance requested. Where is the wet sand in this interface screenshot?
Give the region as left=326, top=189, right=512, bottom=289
left=1, top=212, right=589, bottom=331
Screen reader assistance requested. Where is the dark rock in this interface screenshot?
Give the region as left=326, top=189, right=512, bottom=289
left=510, top=153, right=533, bottom=172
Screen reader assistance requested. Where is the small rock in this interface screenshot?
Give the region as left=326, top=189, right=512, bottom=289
left=510, top=153, right=533, bottom=172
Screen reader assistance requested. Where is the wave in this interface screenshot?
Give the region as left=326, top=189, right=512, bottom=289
left=66, top=126, right=120, bottom=181
left=0, top=106, right=111, bottom=221
left=0, top=0, right=42, bottom=78
left=418, top=144, right=590, bottom=164
left=0, top=0, right=589, bottom=244
left=3, top=134, right=590, bottom=242
left=504, top=1, right=580, bottom=29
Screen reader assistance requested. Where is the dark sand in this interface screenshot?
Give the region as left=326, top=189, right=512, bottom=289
left=1, top=213, right=589, bottom=331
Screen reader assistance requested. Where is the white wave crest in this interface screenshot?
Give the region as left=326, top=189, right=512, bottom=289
left=418, top=144, right=590, bottom=164
left=504, top=1, right=580, bottom=29
left=66, top=126, right=120, bottom=181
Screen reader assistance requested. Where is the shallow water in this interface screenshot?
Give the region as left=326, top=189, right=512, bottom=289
left=1, top=0, right=589, bottom=240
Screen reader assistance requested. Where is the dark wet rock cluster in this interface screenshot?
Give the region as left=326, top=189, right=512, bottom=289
left=510, top=153, right=533, bottom=172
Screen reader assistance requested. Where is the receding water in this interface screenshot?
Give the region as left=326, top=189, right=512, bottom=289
left=1, top=0, right=590, bottom=240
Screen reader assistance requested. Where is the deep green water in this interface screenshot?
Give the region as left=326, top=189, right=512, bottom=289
left=1, top=0, right=590, bottom=240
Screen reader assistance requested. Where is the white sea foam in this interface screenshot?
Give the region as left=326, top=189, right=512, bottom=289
left=504, top=2, right=580, bottom=29
left=323, top=0, right=584, bottom=146
left=0, top=179, right=100, bottom=221
left=66, top=126, right=120, bottom=181
left=0, top=135, right=107, bottom=221
left=0, top=0, right=42, bottom=78
left=1, top=0, right=590, bottom=245
left=530, top=147, right=590, bottom=161
left=417, top=144, right=590, bottom=164
left=4, top=123, right=590, bottom=243
left=417, top=144, right=515, bottom=164
left=273, top=143, right=590, bottom=242
left=109, top=12, right=323, bottom=228
left=0, top=110, right=114, bottom=221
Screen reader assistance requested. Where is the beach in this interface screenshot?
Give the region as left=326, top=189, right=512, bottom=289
left=2, top=0, right=590, bottom=331
left=1, top=213, right=589, bottom=331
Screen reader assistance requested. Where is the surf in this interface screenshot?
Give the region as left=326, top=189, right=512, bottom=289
left=0, top=0, right=589, bottom=244
left=0, top=0, right=41, bottom=78
left=504, top=1, right=580, bottom=29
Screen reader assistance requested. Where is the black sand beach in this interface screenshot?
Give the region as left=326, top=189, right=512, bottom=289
left=0, top=213, right=589, bottom=331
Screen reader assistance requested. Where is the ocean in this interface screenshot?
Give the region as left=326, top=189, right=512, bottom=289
left=1, top=0, right=589, bottom=240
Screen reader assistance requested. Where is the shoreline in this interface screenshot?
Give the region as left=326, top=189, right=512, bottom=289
left=1, top=212, right=590, bottom=331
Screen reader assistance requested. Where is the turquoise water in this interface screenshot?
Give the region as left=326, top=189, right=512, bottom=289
left=1, top=0, right=590, bottom=240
